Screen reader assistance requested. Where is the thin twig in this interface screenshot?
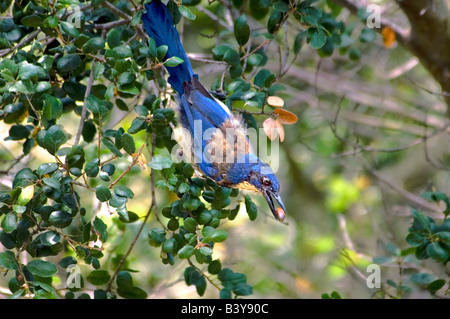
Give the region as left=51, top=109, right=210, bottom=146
left=108, top=144, right=145, bottom=189
left=187, top=53, right=228, bottom=65
left=106, top=137, right=155, bottom=292
left=0, top=30, right=40, bottom=58
left=196, top=5, right=232, bottom=31
left=103, top=1, right=147, bottom=39
left=360, top=159, right=443, bottom=214
left=94, top=19, right=130, bottom=30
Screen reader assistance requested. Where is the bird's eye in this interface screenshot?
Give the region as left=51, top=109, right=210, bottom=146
left=262, top=177, right=272, bottom=187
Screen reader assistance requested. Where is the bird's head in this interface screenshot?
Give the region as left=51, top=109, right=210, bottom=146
left=246, top=162, right=286, bottom=222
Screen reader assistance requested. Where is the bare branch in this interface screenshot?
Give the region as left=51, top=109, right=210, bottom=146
left=0, top=30, right=40, bottom=58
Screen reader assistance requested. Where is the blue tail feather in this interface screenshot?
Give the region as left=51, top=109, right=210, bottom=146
left=142, top=0, right=193, bottom=93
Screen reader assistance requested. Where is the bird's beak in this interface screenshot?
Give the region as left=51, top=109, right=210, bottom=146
left=263, top=190, right=286, bottom=222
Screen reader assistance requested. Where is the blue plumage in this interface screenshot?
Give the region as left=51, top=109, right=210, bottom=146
left=142, top=0, right=286, bottom=221
left=142, top=0, right=193, bottom=93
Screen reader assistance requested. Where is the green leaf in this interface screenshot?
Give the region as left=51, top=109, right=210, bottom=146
left=148, top=228, right=166, bottom=247
left=426, top=242, right=448, bottom=262
left=208, top=260, right=222, bottom=275
left=85, top=158, right=100, bottom=177
left=40, top=231, right=61, bottom=246
left=113, top=45, right=133, bottom=58
left=147, top=37, right=157, bottom=58
left=330, top=291, right=342, bottom=299
left=195, top=275, right=207, bottom=296
left=162, top=237, right=176, bottom=253
left=21, top=15, right=44, bottom=27
left=427, top=279, right=446, bottom=294
left=9, top=289, right=25, bottom=299
left=198, top=210, right=212, bottom=225
left=359, top=27, right=376, bottom=43
left=57, top=54, right=81, bottom=72
left=13, top=205, right=26, bottom=214
left=406, top=232, right=424, bottom=247
left=178, top=182, right=190, bottom=194
left=224, top=49, right=240, bottom=66
left=118, top=72, right=136, bottom=85
left=83, top=37, right=105, bottom=54
left=267, top=9, right=283, bottom=34
left=178, top=5, right=196, bottom=20
left=178, top=245, right=195, bottom=259
left=34, top=282, right=58, bottom=299
left=436, top=231, right=450, bottom=244
left=118, top=84, right=140, bottom=96
left=183, top=217, right=197, bottom=233
left=121, top=133, right=135, bottom=155
left=247, top=53, right=263, bottom=66
left=212, top=45, right=232, bottom=60
left=0, top=251, right=17, bottom=270
left=60, top=21, right=79, bottom=37
left=86, top=270, right=111, bottom=286
left=44, top=15, right=58, bottom=28
left=254, top=69, right=271, bottom=87
left=233, top=283, right=253, bottom=296
left=93, top=217, right=108, bottom=242
left=102, top=163, right=116, bottom=176
left=164, top=56, right=184, bottom=67
left=199, top=246, right=213, bottom=256
left=309, top=28, right=327, bottom=49
left=17, top=185, right=34, bottom=205
left=116, top=271, right=134, bottom=290
left=117, top=286, right=148, bottom=299
left=37, top=162, right=59, bottom=177
left=149, top=155, right=173, bottom=170
left=205, top=229, right=228, bottom=243
left=220, top=288, right=232, bottom=299
left=156, top=45, right=169, bottom=61
left=167, top=218, right=179, bottom=231
left=43, top=125, right=69, bottom=155
left=185, top=197, right=201, bottom=211
left=49, top=210, right=73, bottom=228
left=273, top=1, right=290, bottom=12
left=96, top=185, right=112, bottom=202
left=229, top=65, right=243, bottom=79
left=128, top=118, right=147, bottom=134
left=410, top=273, right=436, bottom=285
left=0, top=17, right=13, bottom=32
left=18, top=62, right=45, bottom=80
left=234, top=14, right=250, bottom=46
left=86, top=94, right=112, bottom=116
left=249, top=0, right=269, bottom=19
left=114, top=185, right=134, bottom=199
left=102, top=137, right=123, bottom=157
left=106, top=28, right=121, bottom=49
left=411, top=209, right=431, bottom=231
left=27, top=260, right=57, bottom=277
left=43, top=177, right=60, bottom=189
left=109, top=193, right=128, bottom=208
left=245, top=195, right=257, bottom=221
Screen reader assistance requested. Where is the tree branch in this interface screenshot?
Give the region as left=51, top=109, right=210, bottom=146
left=330, top=0, right=450, bottom=117
left=0, top=30, right=40, bottom=58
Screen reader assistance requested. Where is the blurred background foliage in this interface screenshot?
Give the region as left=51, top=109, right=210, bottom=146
left=0, top=0, right=449, bottom=299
